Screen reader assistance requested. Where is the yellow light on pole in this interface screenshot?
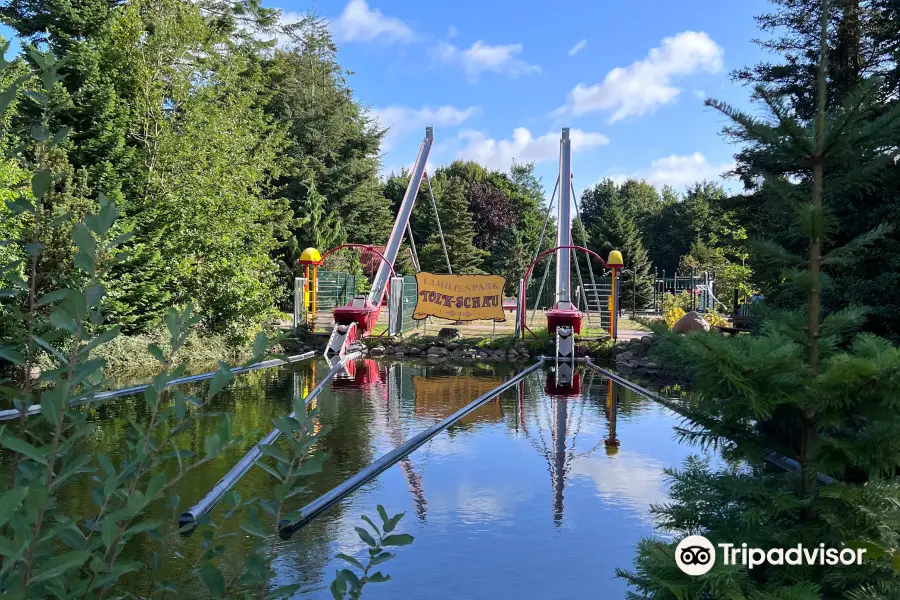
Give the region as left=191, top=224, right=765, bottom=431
left=607, top=250, right=624, bottom=339
left=299, top=248, right=323, bottom=330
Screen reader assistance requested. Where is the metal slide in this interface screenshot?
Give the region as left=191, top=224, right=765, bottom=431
left=326, top=128, right=435, bottom=358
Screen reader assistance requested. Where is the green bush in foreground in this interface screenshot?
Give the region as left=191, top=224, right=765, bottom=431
left=0, top=46, right=412, bottom=599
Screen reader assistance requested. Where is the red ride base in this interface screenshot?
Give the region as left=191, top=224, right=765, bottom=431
left=545, top=371, right=583, bottom=396
left=545, top=304, right=584, bottom=334
left=333, top=301, right=381, bottom=338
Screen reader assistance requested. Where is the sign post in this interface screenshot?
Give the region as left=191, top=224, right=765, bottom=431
left=413, top=273, right=507, bottom=323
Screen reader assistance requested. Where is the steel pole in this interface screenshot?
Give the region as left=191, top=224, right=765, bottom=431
left=555, top=129, right=572, bottom=304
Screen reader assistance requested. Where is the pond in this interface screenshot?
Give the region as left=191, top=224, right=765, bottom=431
left=33, top=358, right=713, bottom=598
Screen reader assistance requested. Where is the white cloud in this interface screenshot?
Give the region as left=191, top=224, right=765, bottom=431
left=568, top=39, right=588, bottom=56
left=330, top=0, right=417, bottom=45
left=693, top=89, right=706, bottom=99
left=455, top=127, right=609, bottom=171
left=432, top=40, right=541, bottom=82
left=371, top=105, right=481, bottom=151
left=556, top=31, right=723, bottom=122
left=608, top=152, right=734, bottom=189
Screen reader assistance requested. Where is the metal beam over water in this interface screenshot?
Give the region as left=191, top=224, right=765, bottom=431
left=179, top=351, right=362, bottom=530
left=581, top=359, right=835, bottom=485
left=278, top=359, right=546, bottom=539
left=0, top=352, right=317, bottom=423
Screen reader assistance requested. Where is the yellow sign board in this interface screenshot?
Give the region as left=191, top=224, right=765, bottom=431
left=413, top=272, right=506, bottom=322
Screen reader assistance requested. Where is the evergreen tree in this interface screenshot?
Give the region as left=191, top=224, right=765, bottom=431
left=730, top=0, right=900, bottom=342
left=264, top=13, right=391, bottom=273
left=619, top=2, right=900, bottom=597
left=420, top=177, right=487, bottom=274
left=493, top=227, right=528, bottom=296
left=586, top=193, right=653, bottom=309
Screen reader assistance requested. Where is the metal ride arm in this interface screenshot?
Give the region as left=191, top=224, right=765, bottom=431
left=178, top=351, right=361, bottom=531
left=327, top=128, right=434, bottom=357
left=548, top=129, right=581, bottom=387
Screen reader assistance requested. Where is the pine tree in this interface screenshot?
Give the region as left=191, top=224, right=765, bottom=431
left=420, top=177, right=487, bottom=274
left=492, top=227, right=528, bottom=296
left=618, top=2, right=900, bottom=597
left=587, top=194, right=653, bottom=309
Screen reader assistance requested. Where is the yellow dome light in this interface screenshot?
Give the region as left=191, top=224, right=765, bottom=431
left=607, top=250, right=624, bottom=268
left=299, top=247, right=323, bottom=265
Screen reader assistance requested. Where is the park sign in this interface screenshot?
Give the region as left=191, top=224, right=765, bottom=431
left=413, top=272, right=506, bottom=322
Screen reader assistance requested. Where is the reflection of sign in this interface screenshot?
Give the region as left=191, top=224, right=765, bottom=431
left=413, top=376, right=505, bottom=424
left=413, top=273, right=506, bottom=322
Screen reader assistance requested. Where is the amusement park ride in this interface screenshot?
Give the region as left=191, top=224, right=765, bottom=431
left=298, top=126, right=623, bottom=390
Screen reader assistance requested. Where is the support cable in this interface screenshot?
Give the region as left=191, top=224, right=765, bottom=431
left=406, top=223, right=420, bottom=272
left=528, top=176, right=560, bottom=325
left=571, top=180, right=600, bottom=316
left=424, top=171, right=452, bottom=274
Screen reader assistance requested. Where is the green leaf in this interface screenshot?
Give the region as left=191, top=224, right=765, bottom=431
left=29, top=550, right=91, bottom=583
left=360, top=514, right=379, bottom=535
left=0, top=487, right=28, bottom=528
left=0, top=436, right=48, bottom=464
left=204, top=432, right=223, bottom=457
left=381, top=533, right=414, bottom=547
left=101, top=518, right=118, bottom=549
left=32, top=334, right=67, bottom=363
left=335, top=552, right=365, bottom=571
left=0, top=346, right=25, bottom=366
left=330, top=576, right=347, bottom=600
left=36, top=289, right=69, bottom=307
left=208, top=362, right=233, bottom=399
left=385, top=512, right=405, bottom=533
left=369, top=551, right=395, bottom=566
left=148, top=344, right=166, bottom=363
left=259, top=443, right=289, bottom=464
left=366, top=571, right=391, bottom=583
left=240, top=522, right=268, bottom=538
left=355, top=526, right=377, bottom=548
left=51, top=126, right=70, bottom=146
left=252, top=331, right=269, bottom=359
left=30, top=124, right=49, bottom=142
left=376, top=505, right=390, bottom=530
left=894, top=551, right=900, bottom=572
left=200, top=563, right=225, bottom=598
left=5, top=196, right=34, bottom=214
left=337, top=568, right=361, bottom=591
left=31, top=169, right=53, bottom=199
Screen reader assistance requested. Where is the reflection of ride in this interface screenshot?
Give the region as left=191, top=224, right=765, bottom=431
left=604, top=379, right=620, bottom=455
left=331, top=358, right=385, bottom=390
left=329, top=359, right=429, bottom=521
left=518, top=368, right=618, bottom=525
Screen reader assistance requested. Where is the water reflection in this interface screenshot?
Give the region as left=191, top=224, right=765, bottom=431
left=11, top=358, right=711, bottom=598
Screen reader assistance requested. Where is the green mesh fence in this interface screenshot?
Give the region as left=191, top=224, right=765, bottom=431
left=316, top=271, right=357, bottom=311
left=400, top=275, right=418, bottom=334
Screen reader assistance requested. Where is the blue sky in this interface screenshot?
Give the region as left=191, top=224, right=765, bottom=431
left=1, top=0, right=773, bottom=196
left=300, top=0, right=772, bottom=196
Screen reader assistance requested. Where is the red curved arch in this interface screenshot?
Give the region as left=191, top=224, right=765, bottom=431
left=314, top=243, right=397, bottom=279
left=520, top=245, right=618, bottom=339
